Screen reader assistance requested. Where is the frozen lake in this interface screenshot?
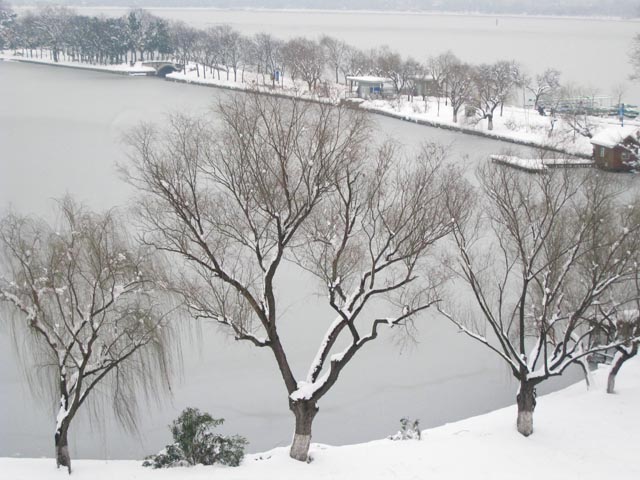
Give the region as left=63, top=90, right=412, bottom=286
left=33, top=6, right=640, bottom=105
left=0, top=59, right=596, bottom=460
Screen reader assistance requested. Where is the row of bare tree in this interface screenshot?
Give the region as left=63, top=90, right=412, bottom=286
left=2, top=94, right=639, bottom=473
left=3, top=5, right=575, bottom=123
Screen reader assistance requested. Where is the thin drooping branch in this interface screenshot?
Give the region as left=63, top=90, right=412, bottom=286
left=0, top=197, right=175, bottom=472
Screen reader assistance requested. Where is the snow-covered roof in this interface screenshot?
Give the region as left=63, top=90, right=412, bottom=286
left=590, top=126, right=640, bottom=148
left=346, top=75, right=389, bottom=84
left=410, top=74, right=435, bottom=81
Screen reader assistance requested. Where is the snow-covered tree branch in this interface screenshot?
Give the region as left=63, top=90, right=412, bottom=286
left=0, top=198, right=174, bottom=474
left=438, top=164, right=640, bottom=436
left=122, top=93, right=470, bottom=462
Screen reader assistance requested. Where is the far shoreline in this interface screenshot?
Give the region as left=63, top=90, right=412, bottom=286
left=12, top=5, right=640, bottom=23
left=3, top=56, right=597, bottom=160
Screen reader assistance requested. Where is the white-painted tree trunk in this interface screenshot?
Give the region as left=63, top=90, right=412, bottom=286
left=516, top=380, right=536, bottom=437
left=289, top=401, right=318, bottom=462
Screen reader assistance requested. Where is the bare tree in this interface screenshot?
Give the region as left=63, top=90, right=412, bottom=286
left=438, top=165, right=640, bottom=437
left=320, top=35, right=348, bottom=84
left=557, top=84, right=600, bottom=140
left=254, top=32, right=283, bottom=86
left=217, top=25, right=243, bottom=82
left=525, top=68, right=561, bottom=109
left=0, top=199, right=173, bottom=473
left=171, top=21, right=198, bottom=75
left=340, top=44, right=368, bottom=83
left=122, top=94, right=468, bottom=462
left=447, top=61, right=474, bottom=123
left=374, top=46, right=417, bottom=95
left=283, top=37, right=325, bottom=91
left=471, top=60, right=519, bottom=130
left=602, top=309, right=640, bottom=393
left=428, top=51, right=458, bottom=116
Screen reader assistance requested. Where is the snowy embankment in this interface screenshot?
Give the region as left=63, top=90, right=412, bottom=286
left=360, top=98, right=640, bottom=158
left=3, top=51, right=637, bottom=157
left=3, top=359, right=639, bottom=480
left=0, top=51, right=155, bottom=75
left=165, top=63, right=344, bottom=105
left=491, top=154, right=594, bottom=172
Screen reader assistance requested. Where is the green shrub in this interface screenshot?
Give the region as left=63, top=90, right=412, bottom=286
left=143, top=407, right=248, bottom=468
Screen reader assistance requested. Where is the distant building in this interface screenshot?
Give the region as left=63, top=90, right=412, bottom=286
left=590, top=126, right=640, bottom=171
left=409, top=74, right=437, bottom=98
left=346, top=76, right=390, bottom=99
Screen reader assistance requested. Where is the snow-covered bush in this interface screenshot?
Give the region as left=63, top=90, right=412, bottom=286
left=143, top=408, right=248, bottom=468
left=504, top=116, right=519, bottom=131
left=389, top=417, right=421, bottom=441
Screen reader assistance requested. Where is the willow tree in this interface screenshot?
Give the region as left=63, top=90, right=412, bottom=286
left=438, top=165, right=640, bottom=437
left=122, top=93, right=468, bottom=462
left=0, top=199, right=173, bottom=474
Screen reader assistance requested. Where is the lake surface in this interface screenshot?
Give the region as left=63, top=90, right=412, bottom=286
left=0, top=60, right=588, bottom=460
left=36, top=7, right=640, bottom=105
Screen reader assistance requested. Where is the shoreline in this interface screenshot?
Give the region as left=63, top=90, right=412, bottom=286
left=0, top=359, right=638, bottom=478
left=6, top=57, right=155, bottom=76
left=4, top=56, right=597, bottom=159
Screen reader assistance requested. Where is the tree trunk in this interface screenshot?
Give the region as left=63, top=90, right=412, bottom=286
left=607, top=345, right=637, bottom=394
left=452, top=109, right=458, bottom=123
left=516, top=380, right=536, bottom=436
left=487, top=114, right=494, bottom=130
left=289, top=401, right=318, bottom=462
left=55, top=423, right=71, bottom=474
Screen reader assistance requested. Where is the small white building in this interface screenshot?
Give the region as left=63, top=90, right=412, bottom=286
left=346, top=76, right=390, bottom=99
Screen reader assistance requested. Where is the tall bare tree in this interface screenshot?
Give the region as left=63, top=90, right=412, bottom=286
left=428, top=51, right=458, bottom=116
left=0, top=199, right=173, bottom=473
left=320, top=35, right=348, bottom=84
left=122, top=94, right=468, bottom=462
left=438, top=165, right=640, bottom=437
left=472, top=61, right=519, bottom=130
left=447, top=61, right=474, bottom=123
left=283, top=37, right=326, bottom=92
left=525, top=68, right=562, bottom=110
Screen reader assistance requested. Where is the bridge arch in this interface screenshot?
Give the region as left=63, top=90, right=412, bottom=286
left=157, top=65, right=178, bottom=77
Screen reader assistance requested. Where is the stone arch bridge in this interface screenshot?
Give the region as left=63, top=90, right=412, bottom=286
left=141, top=61, right=183, bottom=77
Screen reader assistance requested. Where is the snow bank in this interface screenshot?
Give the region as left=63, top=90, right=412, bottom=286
left=360, top=98, right=638, bottom=158
left=4, top=51, right=635, bottom=158
left=2, top=359, right=639, bottom=479
left=0, top=52, right=155, bottom=75
left=491, top=154, right=594, bottom=172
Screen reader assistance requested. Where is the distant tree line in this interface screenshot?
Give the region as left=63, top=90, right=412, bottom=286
left=1, top=4, right=172, bottom=64
left=3, top=3, right=578, bottom=132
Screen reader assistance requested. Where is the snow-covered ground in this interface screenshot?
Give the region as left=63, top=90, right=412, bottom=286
left=491, top=154, right=594, bottom=172
left=2, top=359, right=638, bottom=479
left=165, top=62, right=347, bottom=104
left=360, top=97, right=640, bottom=157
